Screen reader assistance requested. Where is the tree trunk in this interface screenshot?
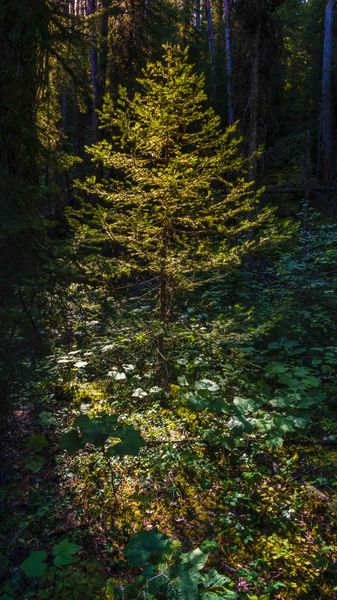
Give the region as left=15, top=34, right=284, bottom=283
left=195, top=0, right=201, bottom=27
left=223, top=0, right=234, bottom=125
left=86, top=0, right=99, bottom=140
left=157, top=227, right=169, bottom=395
left=205, top=0, right=216, bottom=72
left=248, top=12, right=261, bottom=181
left=96, top=0, right=109, bottom=138
left=320, top=0, right=335, bottom=184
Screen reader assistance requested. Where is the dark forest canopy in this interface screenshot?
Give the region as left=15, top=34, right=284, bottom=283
left=1, top=1, right=337, bottom=599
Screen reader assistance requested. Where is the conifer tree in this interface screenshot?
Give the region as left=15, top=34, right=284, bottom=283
left=72, top=44, right=269, bottom=384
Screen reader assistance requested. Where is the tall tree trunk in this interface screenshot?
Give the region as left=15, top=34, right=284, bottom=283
left=248, top=12, right=261, bottom=181
left=97, top=0, right=109, bottom=134
left=157, top=227, right=169, bottom=396
left=205, top=0, right=216, bottom=72
left=320, top=0, right=335, bottom=184
left=223, top=0, right=234, bottom=125
left=195, top=0, right=201, bottom=27
left=86, top=0, right=99, bottom=140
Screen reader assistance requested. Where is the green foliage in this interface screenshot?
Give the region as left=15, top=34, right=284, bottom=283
left=20, top=551, right=48, bottom=578
left=52, top=539, right=81, bottom=567
left=26, top=433, right=48, bottom=452
left=108, top=426, right=146, bottom=457
left=60, top=411, right=145, bottom=458
left=59, top=429, right=84, bottom=454
left=116, top=531, right=237, bottom=599
left=71, top=44, right=269, bottom=313
left=19, top=539, right=81, bottom=582
left=124, top=530, right=173, bottom=567
left=25, top=455, right=46, bottom=473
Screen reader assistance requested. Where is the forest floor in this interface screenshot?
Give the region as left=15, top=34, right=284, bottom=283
left=1, top=332, right=337, bottom=599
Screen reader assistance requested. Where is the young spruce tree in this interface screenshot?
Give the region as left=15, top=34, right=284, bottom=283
left=72, top=44, right=268, bottom=387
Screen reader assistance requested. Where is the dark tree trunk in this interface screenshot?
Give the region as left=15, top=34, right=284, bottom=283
left=223, top=0, right=234, bottom=125
left=157, top=227, right=169, bottom=397
left=86, top=0, right=99, bottom=139
left=205, top=0, right=216, bottom=71
left=320, top=0, right=335, bottom=184
left=248, top=11, right=261, bottom=181
left=195, top=0, right=201, bottom=27
left=97, top=0, right=109, bottom=136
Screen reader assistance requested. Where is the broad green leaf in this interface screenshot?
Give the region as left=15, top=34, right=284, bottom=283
left=108, top=426, right=145, bottom=457
left=202, top=568, right=231, bottom=589
left=200, top=541, right=218, bottom=553
left=220, top=437, right=236, bottom=450
left=181, top=548, right=208, bottom=571
left=39, top=411, right=56, bottom=426
left=227, top=415, right=253, bottom=434
left=20, top=550, right=48, bottom=577
left=25, top=455, right=46, bottom=473
left=169, top=563, right=202, bottom=599
left=293, top=367, right=310, bottom=378
left=75, top=412, right=118, bottom=447
left=277, top=373, right=300, bottom=388
left=273, top=417, right=296, bottom=433
left=59, top=429, right=84, bottom=454
left=266, top=436, right=284, bottom=449
left=301, top=375, right=320, bottom=388
left=187, top=394, right=209, bottom=412
left=195, top=379, right=219, bottom=392
left=74, top=414, right=91, bottom=430
left=26, top=434, right=48, bottom=452
left=288, top=347, right=306, bottom=355
left=52, top=538, right=81, bottom=567
left=267, top=341, right=281, bottom=350
left=292, top=416, right=309, bottom=428
left=269, top=395, right=293, bottom=408
left=124, top=530, right=172, bottom=567
left=233, top=397, right=257, bottom=413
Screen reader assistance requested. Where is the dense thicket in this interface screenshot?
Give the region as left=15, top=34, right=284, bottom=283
left=1, top=1, right=337, bottom=599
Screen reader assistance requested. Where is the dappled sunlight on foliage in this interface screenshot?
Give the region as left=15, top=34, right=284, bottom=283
left=2, top=4, right=337, bottom=599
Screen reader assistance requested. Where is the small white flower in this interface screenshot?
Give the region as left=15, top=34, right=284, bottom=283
left=132, top=388, right=148, bottom=398
left=149, top=386, right=162, bottom=394
left=114, top=372, right=127, bottom=381
left=74, top=360, right=88, bottom=368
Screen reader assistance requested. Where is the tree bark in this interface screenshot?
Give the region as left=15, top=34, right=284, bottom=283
left=248, top=11, right=261, bottom=181
left=205, top=0, right=216, bottom=72
left=223, top=0, right=234, bottom=125
left=157, top=227, right=168, bottom=393
left=86, top=0, right=99, bottom=140
left=97, top=0, right=109, bottom=134
left=320, top=0, right=335, bottom=184
left=194, top=0, right=201, bottom=27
